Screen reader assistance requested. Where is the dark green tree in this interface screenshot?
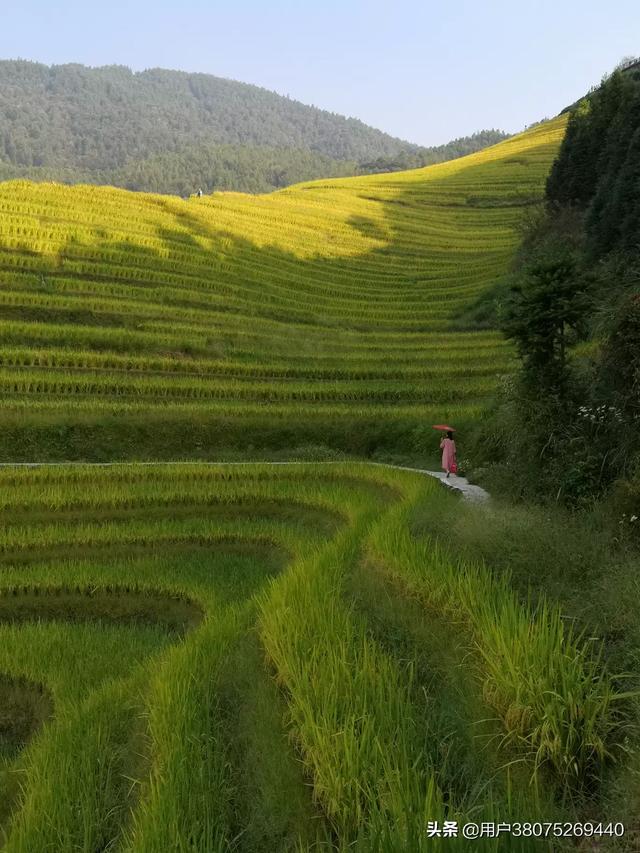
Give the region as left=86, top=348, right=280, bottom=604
left=546, top=71, right=630, bottom=209
left=599, top=292, right=640, bottom=416
left=546, top=98, right=596, bottom=206
left=585, top=73, right=640, bottom=254
left=477, top=61, right=640, bottom=503
left=501, top=251, right=590, bottom=404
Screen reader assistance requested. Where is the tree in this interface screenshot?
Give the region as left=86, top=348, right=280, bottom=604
left=501, top=250, right=590, bottom=404
left=599, top=292, right=640, bottom=416
left=546, top=71, right=630, bottom=209
left=546, top=99, right=595, bottom=206
left=480, top=61, right=640, bottom=503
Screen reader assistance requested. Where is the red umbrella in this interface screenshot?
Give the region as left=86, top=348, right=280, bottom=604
left=432, top=424, right=456, bottom=432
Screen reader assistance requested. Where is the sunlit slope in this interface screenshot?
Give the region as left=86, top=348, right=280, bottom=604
left=0, top=116, right=566, bottom=459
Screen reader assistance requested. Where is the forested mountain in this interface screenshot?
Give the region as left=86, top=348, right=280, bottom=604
left=0, top=142, right=361, bottom=196
left=0, top=60, right=507, bottom=194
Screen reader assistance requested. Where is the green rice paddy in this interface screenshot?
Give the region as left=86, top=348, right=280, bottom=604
left=0, top=116, right=621, bottom=850
left=0, top=117, right=566, bottom=460
left=0, top=462, right=622, bottom=850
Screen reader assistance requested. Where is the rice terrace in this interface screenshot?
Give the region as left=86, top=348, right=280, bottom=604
left=0, top=117, right=566, bottom=461
left=0, top=22, right=639, bottom=853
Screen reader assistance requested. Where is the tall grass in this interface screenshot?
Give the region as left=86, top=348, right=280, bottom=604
left=367, top=485, right=626, bottom=795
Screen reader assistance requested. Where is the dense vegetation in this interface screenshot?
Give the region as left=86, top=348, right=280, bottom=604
left=0, top=60, right=507, bottom=194
left=353, top=129, right=509, bottom=174
left=476, top=63, right=640, bottom=507
left=0, top=143, right=361, bottom=196
left=1, top=76, right=639, bottom=848
left=413, top=472, right=640, bottom=849
left=0, top=462, right=626, bottom=850
left=0, top=118, right=564, bottom=461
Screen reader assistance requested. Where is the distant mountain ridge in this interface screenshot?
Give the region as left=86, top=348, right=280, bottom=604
left=0, top=60, right=508, bottom=194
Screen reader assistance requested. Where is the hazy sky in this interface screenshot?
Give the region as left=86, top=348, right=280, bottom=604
left=2, top=0, right=639, bottom=146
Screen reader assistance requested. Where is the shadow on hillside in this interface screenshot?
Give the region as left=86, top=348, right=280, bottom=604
left=0, top=133, right=559, bottom=459
left=81, top=134, right=555, bottom=340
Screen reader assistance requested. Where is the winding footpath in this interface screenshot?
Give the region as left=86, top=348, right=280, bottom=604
left=423, top=471, right=490, bottom=503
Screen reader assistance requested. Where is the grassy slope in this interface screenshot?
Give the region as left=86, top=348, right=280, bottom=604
left=0, top=462, right=621, bottom=851
left=0, top=117, right=566, bottom=461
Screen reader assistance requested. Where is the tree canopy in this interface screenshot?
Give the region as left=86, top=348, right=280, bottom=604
left=0, top=60, right=508, bottom=195
left=547, top=66, right=640, bottom=257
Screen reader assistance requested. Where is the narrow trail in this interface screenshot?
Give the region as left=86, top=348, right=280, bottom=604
left=0, top=460, right=490, bottom=503
left=421, top=470, right=489, bottom=503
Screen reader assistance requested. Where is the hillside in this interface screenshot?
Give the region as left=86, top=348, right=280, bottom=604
left=0, top=60, right=508, bottom=194
left=0, top=116, right=565, bottom=461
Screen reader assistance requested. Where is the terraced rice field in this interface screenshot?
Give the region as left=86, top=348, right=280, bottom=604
left=0, top=462, right=621, bottom=850
left=0, top=117, right=566, bottom=460
left=3, top=114, right=614, bottom=850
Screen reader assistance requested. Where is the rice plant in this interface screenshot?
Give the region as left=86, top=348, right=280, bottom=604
left=0, top=462, right=623, bottom=850
left=0, top=118, right=566, bottom=458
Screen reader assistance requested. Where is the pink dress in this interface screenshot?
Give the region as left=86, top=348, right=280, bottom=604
left=440, top=438, right=456, bottom=472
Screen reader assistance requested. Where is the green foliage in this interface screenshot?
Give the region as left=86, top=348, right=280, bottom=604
left=368, top=494, right=622, bottom=795
left=501, top=249, right=590, bottom=400
left=479, top=65, right=640, bottom=505
left=599, top=292, right=640, bottom=414
left=606, top=472, right=640, bottom=549
left=447, top=277, right=510, bottom=331
left=0, top=60, right=414, bottom=168
left=0, top=60, right=507, bottom=195
left=412, top=484, right=640, bottom=827
left=547, top=67, right=640, bottom=258
left=357, top=129, right=509, bottom=174
left=0, top=143, right=360, bottom=197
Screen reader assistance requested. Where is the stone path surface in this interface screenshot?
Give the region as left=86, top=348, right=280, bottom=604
left=423, top=470, right=490, bottom=503
left=367, top=463, right=489, bottom=503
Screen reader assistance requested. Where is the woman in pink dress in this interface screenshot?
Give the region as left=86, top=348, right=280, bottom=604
left=440, top=430, right=457, bottom=478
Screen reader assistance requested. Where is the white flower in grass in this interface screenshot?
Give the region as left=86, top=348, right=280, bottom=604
left=631, top=515, right=638, bottom=523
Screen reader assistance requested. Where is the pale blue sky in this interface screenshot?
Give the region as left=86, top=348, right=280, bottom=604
left=2, top=1, right=639, bottom=145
